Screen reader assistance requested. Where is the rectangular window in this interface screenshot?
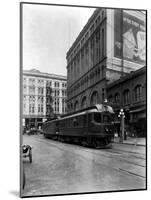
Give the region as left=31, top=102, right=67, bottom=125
left=23, top=96, right=26, bottom=101
left=23, top=104, right=26, bottom=109
left=41, top=105, right=43, bottom=113
left=29, top=104, right=32, bottom=113
left=38, top=105, right=40, bottom=113
left=32, top=105, right=35, bottom=113
left=102, top=29, right=104, bottom=58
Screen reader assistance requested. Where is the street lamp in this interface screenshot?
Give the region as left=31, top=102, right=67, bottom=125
left=104, top=98, right=108, bottom=104
left=118, top=108, right=125, bottom=143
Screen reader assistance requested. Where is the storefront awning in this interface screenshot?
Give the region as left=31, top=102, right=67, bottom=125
left=129, top=107, right=146, bottom=113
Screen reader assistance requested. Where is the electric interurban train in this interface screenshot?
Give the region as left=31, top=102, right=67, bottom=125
left=42, top=104, right=115, bottom=148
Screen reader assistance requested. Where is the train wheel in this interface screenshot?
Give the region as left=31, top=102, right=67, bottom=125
left=92, top=138, right=103, bottom=148
left=92, top=138, right=97, bottom=148
left=86, top=137, right=92, bottom=147
left=81, top=138, right=87, bottom=146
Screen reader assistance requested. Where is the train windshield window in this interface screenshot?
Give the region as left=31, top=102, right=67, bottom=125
left=94, top=113, right=101, bottom=123
left=88, top=114, right=92, bottom=124
left=103, top=115, right=110, bottom=123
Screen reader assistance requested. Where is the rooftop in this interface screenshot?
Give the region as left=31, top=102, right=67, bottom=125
left=23, top=69, right=67, bottom=80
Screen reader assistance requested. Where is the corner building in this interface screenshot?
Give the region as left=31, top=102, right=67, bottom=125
left=66, top=8, right=146, bottom=113
left=23, top=69, right=67, bottom=129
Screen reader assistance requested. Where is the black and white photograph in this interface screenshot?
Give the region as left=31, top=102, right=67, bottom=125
left=20, top=2, right=147, bottom=198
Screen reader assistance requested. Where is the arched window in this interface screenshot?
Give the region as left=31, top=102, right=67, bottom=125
left=90, top=91, right=99, bottom=106
left=123, top=89, right=130, bottom=105
left=134, top=85, right=142, bottom=102
left=108, top=95, right=113, bottom=103
left=70, top=103, right=73, bottom=112
left=115, top=93, right=120, bottom=103
left=81, top=97, right=87, bottom=109
left=74, top=101, right=79, bottom=111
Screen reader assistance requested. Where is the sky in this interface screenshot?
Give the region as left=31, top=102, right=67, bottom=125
left=23, top=3, right=95, bottom=76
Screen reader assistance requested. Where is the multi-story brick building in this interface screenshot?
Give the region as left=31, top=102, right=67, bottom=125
left=107, top=66, right=146, bottom=137
left=66, top=8, right=146, bottom=113
left=22, top=69, right=67, bottom=129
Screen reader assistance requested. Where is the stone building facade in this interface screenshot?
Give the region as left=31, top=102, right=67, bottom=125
left=66, top=8, right=146, bottom=113
left=107, top=67, right=146, bottom=137
left=22, top=69, right=67, bottom=129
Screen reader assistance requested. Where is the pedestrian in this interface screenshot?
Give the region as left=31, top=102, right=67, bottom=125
left=124, top=129, right=127, bottom=140
left=134, top=129, right=137, bottom=146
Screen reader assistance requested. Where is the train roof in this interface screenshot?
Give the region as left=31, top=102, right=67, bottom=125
left=42, top=118, right=59, bottom=125
left=43, top=104, right=114, bottom=124
left=59, top=104, right=114, bottom=121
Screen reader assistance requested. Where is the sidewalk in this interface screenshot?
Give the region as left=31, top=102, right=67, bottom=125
left=113, top=137, right=146, bottom=146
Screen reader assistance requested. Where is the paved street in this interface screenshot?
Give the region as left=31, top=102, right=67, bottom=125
left=22, top=134, right=146, bottom=197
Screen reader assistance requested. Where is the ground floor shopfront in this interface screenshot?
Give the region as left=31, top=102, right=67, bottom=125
left=129, top=106, right=146, bottom=137
left=23, top=117, right=45, bottom=130
left=23, top=113, right=62, bottom=132
left=113, top=105, right=146, bottom=138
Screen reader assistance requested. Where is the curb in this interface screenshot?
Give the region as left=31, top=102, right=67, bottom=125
left=112, top=141, right=146, bottom=147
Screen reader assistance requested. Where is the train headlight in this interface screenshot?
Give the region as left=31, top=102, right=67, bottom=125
left=105, top=127, right=108, bottom=132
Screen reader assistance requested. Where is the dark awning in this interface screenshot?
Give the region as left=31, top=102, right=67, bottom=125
left=129, top=107, right=146, bottom=113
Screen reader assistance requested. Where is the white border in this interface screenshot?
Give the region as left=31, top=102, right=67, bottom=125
left=0, top=0, right=150, bottom=200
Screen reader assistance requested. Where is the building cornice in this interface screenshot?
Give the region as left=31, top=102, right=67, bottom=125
left=107, top=66, right=146, bottom=89
left=66, top=8, right=101, bottom=58
left=23, top=69, right=67, bottom=81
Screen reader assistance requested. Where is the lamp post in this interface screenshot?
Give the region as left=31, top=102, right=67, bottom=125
left=118, top=108, right=125, bottom=143
left=104, top=98, right=108, bottom=104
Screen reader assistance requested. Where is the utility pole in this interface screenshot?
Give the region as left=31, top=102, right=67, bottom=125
left=118, top=109, right=125, bottom=143
left=119, top=9, right=125, bottom=143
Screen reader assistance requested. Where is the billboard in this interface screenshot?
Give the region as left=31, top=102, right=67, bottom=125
left=114, top=10, right=146, bottom=64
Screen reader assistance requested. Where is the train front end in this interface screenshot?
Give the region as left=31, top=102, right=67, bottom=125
left=89, top=104, right=115, bottom=147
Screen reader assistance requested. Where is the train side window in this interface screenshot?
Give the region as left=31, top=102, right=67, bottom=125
left=78, top=116, right=81, bottom=127
left=69, top=119, right=72, bottom=127
left=67, top=119, right=70, bottom=127
left=56, top=121, right=59, bottom=127
left=88, top=114, right=93, bottom=124
left=64, top=120, right=66, bottom=127
left=73, top=118, right=78, bottom=127
left=94, top=113, right=101, bottom=123
left=83, top=115, right=87, bottom=126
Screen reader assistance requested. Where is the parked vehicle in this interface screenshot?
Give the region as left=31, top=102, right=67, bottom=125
left=42, top=104, right=114, bottom=148
left=22, top=145, right=32, bottom=163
